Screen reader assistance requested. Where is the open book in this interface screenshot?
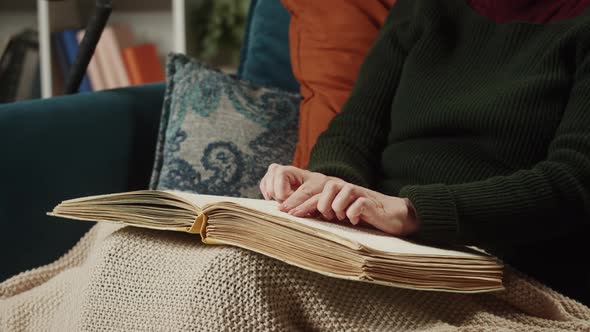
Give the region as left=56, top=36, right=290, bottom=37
left=49, top=190, right=504, bottom=293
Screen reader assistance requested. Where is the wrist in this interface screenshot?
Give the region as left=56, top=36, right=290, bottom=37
left=402, top=198, right=420, bottom=235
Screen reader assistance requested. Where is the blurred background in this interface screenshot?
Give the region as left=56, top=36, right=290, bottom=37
left=0, top=0, right=250, bottom=102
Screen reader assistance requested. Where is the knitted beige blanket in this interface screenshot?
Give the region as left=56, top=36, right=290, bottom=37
left=1, top=224, right=589, bottom=331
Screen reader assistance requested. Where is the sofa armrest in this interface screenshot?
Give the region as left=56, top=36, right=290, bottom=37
left=0, top=83, right=165, bottom=281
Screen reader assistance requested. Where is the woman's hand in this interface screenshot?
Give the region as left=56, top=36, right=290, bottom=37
left=288, top=179, right=420, bottom=236
left=259, top=163, right=334, bottom=205
left=259, top=164, right=420, bottom=236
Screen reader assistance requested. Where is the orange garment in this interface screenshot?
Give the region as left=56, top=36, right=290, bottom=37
left=282, top=0, right=396, bottom=168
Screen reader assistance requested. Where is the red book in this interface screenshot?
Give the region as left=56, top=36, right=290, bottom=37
left=122, top=43, right=164, bottom=85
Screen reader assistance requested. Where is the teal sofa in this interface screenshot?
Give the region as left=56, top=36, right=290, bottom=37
left=0, top=0, right=298, bottom=281
left=0, top=84, right=165, bottom=280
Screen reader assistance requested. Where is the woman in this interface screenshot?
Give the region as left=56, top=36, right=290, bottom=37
left=260, top=0, right=590, bottom=305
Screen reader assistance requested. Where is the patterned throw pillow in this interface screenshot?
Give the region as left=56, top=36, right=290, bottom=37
left=150, top=54, right=301, bottom=198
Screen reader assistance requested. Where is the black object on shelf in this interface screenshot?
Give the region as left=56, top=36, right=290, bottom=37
left=0, top=30, right=39, bottom=103
left=63, top=0, right=112, bottom=94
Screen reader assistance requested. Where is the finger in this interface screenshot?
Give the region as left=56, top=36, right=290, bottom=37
left=288, top=194, right=320, bottom=217
left=346, top=197, right=376, bottom=225
left=332, top=184, right=361, bottom=221
left=281, top=183, right=320, bottom=212
left=260, top=164, right=277, bottom=200
left=259, top=173, right=270, bottom=200
left=317, top=181, right=341, bottom=220
left=274, top=174, right=294, bottom=203
left=274, top=166, right=304, bottom=203
left=260, top=181, right=268, bottom=200
left=263, top=164, right=279, bottom=200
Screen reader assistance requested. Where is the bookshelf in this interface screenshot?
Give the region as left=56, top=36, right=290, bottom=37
left=0, top=0, right=193, bottom=98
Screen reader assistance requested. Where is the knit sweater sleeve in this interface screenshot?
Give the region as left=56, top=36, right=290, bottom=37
left=306, top=4, right=414, bottom=188
left=400, top=45, right=590, bottom=246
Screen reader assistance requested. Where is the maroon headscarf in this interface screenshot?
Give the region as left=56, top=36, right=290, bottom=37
left=467, top=0, right=590, bottom=23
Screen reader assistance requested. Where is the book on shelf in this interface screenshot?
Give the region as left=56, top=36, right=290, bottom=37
left=54, top=29, right=93, bottom=93
left=96, top=24, right=134, bottom=89
left=77, top=30, right=106, bottom=91
left=54, top=24, right=164, bottom=92
left=50, top=190, right=504, bottom=294
left=122, top=43, right=165, bottom=85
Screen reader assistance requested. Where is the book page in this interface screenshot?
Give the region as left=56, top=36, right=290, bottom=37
left=168, top=191, right=484, bottom=259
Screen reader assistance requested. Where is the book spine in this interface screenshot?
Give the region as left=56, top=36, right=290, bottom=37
left=61, top=29, right=93, bottom=92
left=53, top=33, right=69, bottom=86
left=122, top=43, right=164, bottom=85
left=77, top=30, right=106, bottom=91
left=99, top=26, right=131, bottom=89
left=94, top=27, right=116, bottom=89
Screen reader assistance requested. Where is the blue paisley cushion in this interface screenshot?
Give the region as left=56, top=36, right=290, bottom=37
left=150, top=54, right=301, bottom=198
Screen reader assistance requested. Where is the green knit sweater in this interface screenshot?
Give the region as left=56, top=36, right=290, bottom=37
left=308, top=0, right=590, bottom=304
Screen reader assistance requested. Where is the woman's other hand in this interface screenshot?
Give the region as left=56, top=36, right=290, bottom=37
left=288, top=179, right=420, bottom=236
left=259, top=163, right=333, bottom=208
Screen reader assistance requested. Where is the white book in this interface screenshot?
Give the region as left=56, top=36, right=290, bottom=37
left=77, top=30, right=106, bottom=91
left=95, top=24, right=133, bottom=89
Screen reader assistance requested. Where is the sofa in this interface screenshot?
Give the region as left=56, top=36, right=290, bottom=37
left=0, top=0, right=298, bottom=281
